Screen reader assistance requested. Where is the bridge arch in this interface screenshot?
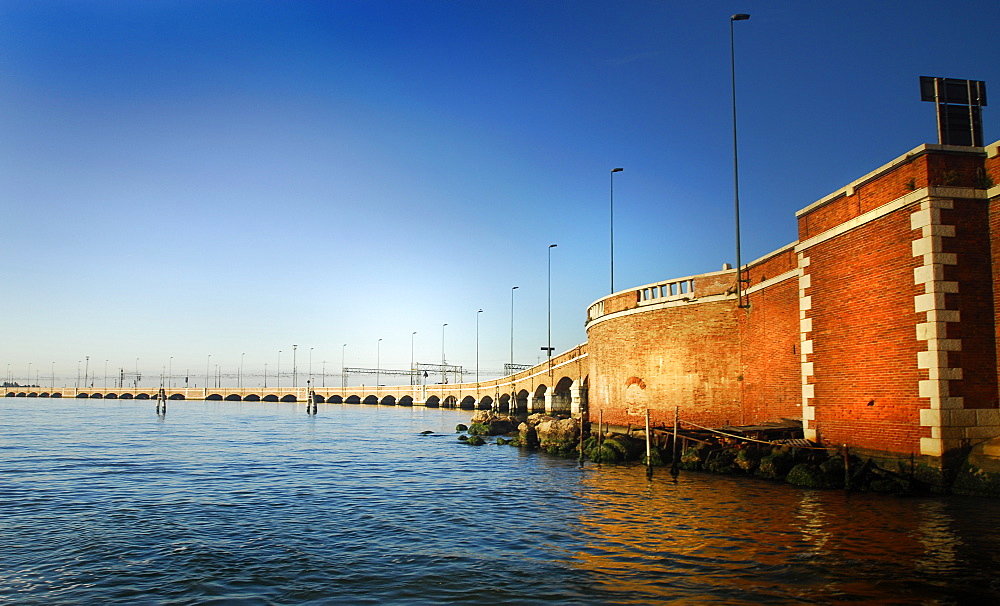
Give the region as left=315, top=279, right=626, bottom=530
left=104, top=393, right=118, bottom=399
left=206, top=394, right=222, bottom=401
left=478, top=395, right=493, bottom=410
left=498, top=393, right=511, bottom=412
left=443, top=395, right=457, bottom=409
left=224, top=394, right=241, bottom=401
left=76, top=392, right=88, bottom=399
left=39, top=392, right=50, bottom=398
left=243, top=394, right=260, bottom=402
left=380, top=395, right=396, bottom=406
left=552, top=376, right=574, bottom=413
left=363, top=395, right=378, bottom=405
left=515, top=389, right=529, bottom=413
left=328, top=395, right=343, bottom=404
left=398, top=395, right=413, bottom=406
left=90, top=392, right=103, bottom=399
left=169, top=393, right=185, bottom=400
left=280, top=394, right=297, bottom=402
left=532, top=384, right=547, bottom=413
left=313, top=394, right=326, bottom=403
left=136, top=393, right=151, bottom=400
left=263, top=394, right=279, bottom=402
left=27, top=392, right=38, bottom=397
left=120, top=393, right=133, bottom=399
left=459, top=395, right=476, bottom=409
left=345, top=395, right=361, bottom=404
left=425, top=395, right=440, bottom=408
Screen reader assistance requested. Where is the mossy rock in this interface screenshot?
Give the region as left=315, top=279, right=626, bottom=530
left=642, top=446, right=665, bottom=467
left=868, top=476, right=915, bottom=495
left=704, top=450, right=739, bottom=475
left=785, top=462, right=843, bottom=489
left=496, top=437, right=510, bottom=446
left=419, top=430, right=434, bottom=435
left=603, top=438, right=633, bottom=459
left=457, top=434, right=469, bottom=442
left=544, top=441, right=578, bottom=457
left=466, top=435, right=486, bottom=446
left=456, top=424, right=469, bottom=432
left=467, top=422, right=491, bottom=436
left=679, top=445, right=709, bottom=471
left=950, top=464, right=1000, bottom=497
left=755, top=450, right=795, bottom=480
left=588, top=443, right=624, bottom=463
left=734, top=447, right=763, bottom=473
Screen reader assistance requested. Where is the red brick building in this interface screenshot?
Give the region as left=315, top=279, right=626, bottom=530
left=585, top=140, right=1000, bottom=468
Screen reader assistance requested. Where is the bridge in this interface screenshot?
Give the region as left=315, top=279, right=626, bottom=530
left=5, top=345, right=590, bottom=415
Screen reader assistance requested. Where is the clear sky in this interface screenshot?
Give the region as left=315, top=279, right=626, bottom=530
left=2, top=0, right=998, bottom=388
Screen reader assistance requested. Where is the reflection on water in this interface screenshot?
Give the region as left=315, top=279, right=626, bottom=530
left=2, top=399, right=1000, bottom=605
left=572, top=464, right=1000, bottom=604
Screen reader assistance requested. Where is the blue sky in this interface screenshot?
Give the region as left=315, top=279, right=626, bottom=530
left=2, top=0, right=998, bottom=387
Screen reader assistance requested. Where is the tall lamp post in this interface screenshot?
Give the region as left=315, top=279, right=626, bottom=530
left=510, top=286, right=519, bottom=370
left=206, top=355, right=211, bottom=390
left=376, top=338, right=382, bottom=395
left=239, top=353, right=245, bottom=389
left=292, top=344, right=298, bottom=388
left=546, top=244, right=558, bottom=363
left=341, top=344, right=347, bottom=389
left=277, top=351, right=281, bottom=389
left=610, top=167, right=623, bottom=293
left=410, top=331, right=417, bottom=385
left=476, top=309, right=483, bottom=385
left=441, top=323, right=448, bottom=383
left=731, top=12, right=750, bottom=308
left=309, top=347, right=314, bottom=387
left=168, top=357, right=173, bottom=389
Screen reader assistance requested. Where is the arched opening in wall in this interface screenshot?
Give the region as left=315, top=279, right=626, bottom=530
left=425, top=395, right=440, bottom=408
left=15, top=392, right=26, bottom=397
left=136, top=393, right=151, bottom=400
left=380, top=396, right=396, bottom=406
left=478, top=396, right=493, bottom=410
left=552, top=377, right=574, bottom=413
left=27, top=392, right=38, bottom=398
left=459, top=396, right=476, bottom=409
left=244, top=394, right=260, bottom=402
left=398, top=395, right=413, bottom=406
left=119, top=393, right=133, bottom=399
left=515, top=390, right=529, bottom=412
left=532, top=385, right=547, bottom=413
left=51, top=392, right=62, bottom=398
left=363, top=395, right=378, bottom=405
left=169, top=393, right=185, bottom=400
left=328, top=395, right=344, bottom=404
left=313, top=394, right=326, bottom=403
left=345, top=395, right=361, bottom=404
left=498, top=393, right=511, bottom=412
left=39, top=392, right=50, bottom=398
left=263, top=395, right=279, bottom=402
left=205, top=394, right=222, bottom=401
left=5, top=392, right=14, bottom=397
left=280, top=394, right=297, bottom=402
left=104, top=393, right=118, bottom=399
left=443, top=395, right=458, bottom=409
left=75, top=393, right=88, bottom=399
left=89, top=393, right=103, bottom=399
left=224, top=394, right=241, bottom=401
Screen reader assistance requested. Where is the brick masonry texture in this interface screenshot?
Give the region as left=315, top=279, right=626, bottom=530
left=586, top=141, right=1000, bottom=465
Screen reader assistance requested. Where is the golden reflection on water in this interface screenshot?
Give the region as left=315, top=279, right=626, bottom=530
left=569, top=465, right=988, bottom=604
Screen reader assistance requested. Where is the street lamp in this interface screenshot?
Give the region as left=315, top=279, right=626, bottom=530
left=410, top=331, right=417, bottom=386
left=292, top=344, right=298, bottom=388
left=476, top=309, right=483, bottom=385
left=376, top=338, right=382, bottom=395
left=206, top=354, right=211, bottom=390
left=168, top=357, right=173, bottom=389
left=731, top=12, right=750, bottom=308
left=510, top=286, right=519, bottom=370
left=309, top=347, right=314, bottom=386
left=277, top=351, right=281, bottom=389
left=547, top=244, right=558, bottom=361
left=341, top=344, right=347, bottom=389
left=441, top=323, right=448, bottom=383
left=611, top=167, right=623, bottom=293
left=84, top=356, right=89, bottom=388
left=240, top=353, right=245, bottom=389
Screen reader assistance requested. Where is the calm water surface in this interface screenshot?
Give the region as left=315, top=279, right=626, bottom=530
left=3, top=399, right=1000, bottom=604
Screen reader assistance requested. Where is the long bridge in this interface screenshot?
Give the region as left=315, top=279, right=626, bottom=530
left=5, top=345, right=590, bottom=415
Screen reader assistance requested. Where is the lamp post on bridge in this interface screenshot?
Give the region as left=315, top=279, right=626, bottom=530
left=206, top=355, right=211, bottom=390
left=292, top=344, right=298, bottom=389
left=476, top=309, right=483, bottom=386
left=376, top=338, right=382, bottom=396
left=341, top=344, right=347, bottom=390
left=547, top=244, right=558, bottom=364
left=510, top=286, right=519, bottom=370
left=309, top=347, right=314, bottom=388
left=611, top=167, right=623, bottom=293
left=731, top=12, right=750, bottom=308
left=277, top=350, right=281, bottom=390
left=410, top=332, right=417, bottom=386
left=441, top=323, right=448, bottom=384
left=168, top=357, right=173, bottom=389
left=239, top=353, right=245, bottom=389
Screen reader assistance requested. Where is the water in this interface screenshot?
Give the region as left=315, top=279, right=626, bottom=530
left=3, top=399, right=1000, bottom=605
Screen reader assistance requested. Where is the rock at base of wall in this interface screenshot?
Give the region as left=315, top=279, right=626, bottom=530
left=470, top=410, right=519, bottom=436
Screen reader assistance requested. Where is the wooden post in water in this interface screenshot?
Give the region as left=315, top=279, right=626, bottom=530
left=598, top=409, right=604, bottom=464
left=843, top=444, right=850, bottom=491
left=670, top=406, right=679, bottom=478
left=645, top=408, right=653, bottom=478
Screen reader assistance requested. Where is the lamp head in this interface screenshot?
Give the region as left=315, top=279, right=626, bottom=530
left=612, top=167, right=623, bottom=172
left=731, top=13, right=750, bottom=20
